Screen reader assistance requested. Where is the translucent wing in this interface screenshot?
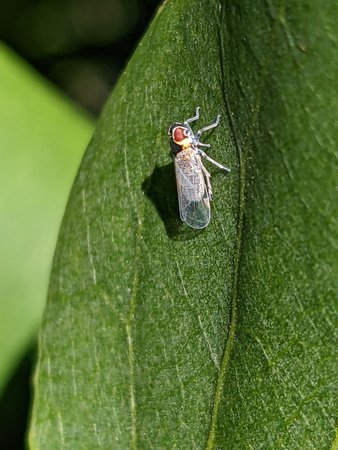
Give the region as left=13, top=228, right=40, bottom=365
left=174, top=155, right=211, bottom=229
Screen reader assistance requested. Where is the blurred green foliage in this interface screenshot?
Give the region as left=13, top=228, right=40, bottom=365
left=0, top=0, right=159, bottom=114
left=0, top=42, right=93, bottom=394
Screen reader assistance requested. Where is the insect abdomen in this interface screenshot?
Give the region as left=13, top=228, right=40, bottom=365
left=175, top=158, right=204, bottom=202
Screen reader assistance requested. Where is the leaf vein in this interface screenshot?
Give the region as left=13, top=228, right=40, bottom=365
left=205, top=2, right=285, bottom=448
left=126, top=210, right=144, bottom=450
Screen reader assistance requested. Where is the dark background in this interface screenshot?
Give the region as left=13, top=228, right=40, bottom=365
left=0, top=0, right=159, bottom=116
left=0, top=1, right=158, bottom=448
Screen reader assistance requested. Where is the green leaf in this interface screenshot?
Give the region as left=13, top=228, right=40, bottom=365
left=29, top=0, right=337, bottom=449
left=0, top=43, right=94, bottom=392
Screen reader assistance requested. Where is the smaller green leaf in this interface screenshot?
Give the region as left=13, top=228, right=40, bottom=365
left=0, top=43, right=94, bottom=392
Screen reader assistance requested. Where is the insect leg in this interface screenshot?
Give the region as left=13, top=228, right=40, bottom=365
left=195, top=114, right=221, bottom=140
left=184, top=107, right=200, bottom=125
left=199, top=150, right=231, bottom=173
left=201, top=163, right=213, bottom=200
left=198, top=142, right=211, bottom=148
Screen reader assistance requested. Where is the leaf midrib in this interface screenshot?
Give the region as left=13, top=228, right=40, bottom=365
left=205, top=2, right=286, bottom=448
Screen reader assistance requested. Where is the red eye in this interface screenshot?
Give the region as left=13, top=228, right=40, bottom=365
left=173, top=128, right=185, bottom=142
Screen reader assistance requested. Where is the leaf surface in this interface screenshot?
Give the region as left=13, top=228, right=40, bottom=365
left=30, top=1, right=337, bottom=449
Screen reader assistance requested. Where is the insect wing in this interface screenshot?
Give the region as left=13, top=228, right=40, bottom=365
left=174, top=157, right=210, bottom=229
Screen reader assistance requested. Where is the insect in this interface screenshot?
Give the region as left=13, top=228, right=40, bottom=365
left=168, top=107, right=230, bottom=229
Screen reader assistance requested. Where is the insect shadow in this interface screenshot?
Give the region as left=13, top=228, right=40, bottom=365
left=142, top=162, right=198, bottom=240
